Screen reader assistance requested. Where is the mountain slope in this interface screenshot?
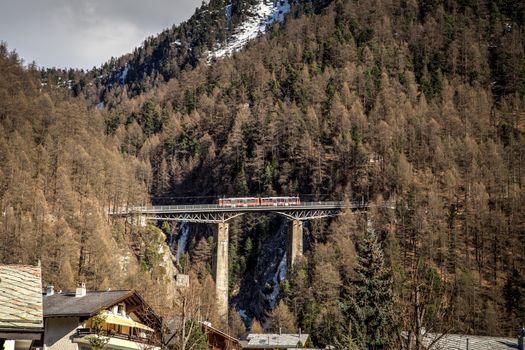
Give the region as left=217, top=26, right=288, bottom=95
left=96, top=0, right=525, bottom=342
left=40, top=0, right=315, bottom=105
left=2, top=0, right=525, bottom=346
left=208, top=0, right=291, bottom=60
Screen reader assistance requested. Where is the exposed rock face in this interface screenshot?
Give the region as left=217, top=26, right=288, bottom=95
left=158, top=239, right=180, bottom=301
left=170, top=217, right=311, bottom=327
left=233, top=219, right=289, bottom=327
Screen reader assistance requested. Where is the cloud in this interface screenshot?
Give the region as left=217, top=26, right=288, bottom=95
left=0, top=0, right=203, bottom=69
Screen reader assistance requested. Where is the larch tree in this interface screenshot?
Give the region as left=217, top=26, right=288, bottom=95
left=267, top=301, right=297, bottom=333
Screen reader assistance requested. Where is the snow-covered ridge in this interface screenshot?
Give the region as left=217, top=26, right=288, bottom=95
left=208, top=0, right=291, bottom=60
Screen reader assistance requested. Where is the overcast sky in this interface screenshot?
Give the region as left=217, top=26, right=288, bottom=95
left=0, top=0, right=202, bottom=70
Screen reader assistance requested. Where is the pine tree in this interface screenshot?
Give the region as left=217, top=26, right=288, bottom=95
left=503, top=267, right=525, bottom=332
left=344, top=229, right=396, bottom=350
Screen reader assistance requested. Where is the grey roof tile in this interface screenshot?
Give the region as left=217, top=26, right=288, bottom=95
left=423, top=333, right=518, bottom=349
left=0, top=264, right=43, bottom=330
left=244, top=333, right=310, bottom=348
left=43, top=290, right=132, bottom=317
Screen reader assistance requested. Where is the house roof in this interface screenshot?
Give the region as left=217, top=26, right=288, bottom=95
left=0, top=264, right=43, bottom=331
left=43, top=290, right=133, bottom=317
left=201, top=321, right=240, bottom=343
left=422, top=333, right=518, bottom=350
left=243, top=333, right=309, bottom=349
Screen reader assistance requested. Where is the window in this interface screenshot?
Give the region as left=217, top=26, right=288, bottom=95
left=117, top=303, right=126, bottom=316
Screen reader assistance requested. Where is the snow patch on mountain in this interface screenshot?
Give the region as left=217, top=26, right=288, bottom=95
left=208, top=0, right=291, bottom=61
left=119, top=66, right=129, bottom=84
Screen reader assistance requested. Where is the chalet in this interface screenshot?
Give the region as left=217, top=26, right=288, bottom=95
left=0, top=264, right=44, bottom=350
left=240, top=333, right=311, bottom=349
left=200, top=322, right=241, bottom=350
left=43, top=284, right=162, bottom=350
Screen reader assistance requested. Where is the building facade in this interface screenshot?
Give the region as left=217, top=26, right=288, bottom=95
left=43, top=285, right=161, bottom=350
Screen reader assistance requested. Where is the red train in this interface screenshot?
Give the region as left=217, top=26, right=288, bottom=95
left=217, top=196, right=300, bottom=207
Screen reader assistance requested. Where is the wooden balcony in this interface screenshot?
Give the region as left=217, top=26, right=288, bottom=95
left=75, top=328, right=159, bottom=347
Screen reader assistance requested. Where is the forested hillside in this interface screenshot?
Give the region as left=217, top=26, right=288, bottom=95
left=0, top=44, right=183, bottom=315
left=1, top=0, right=525, bottom=348
left=96, top=0, right=525, bottom=343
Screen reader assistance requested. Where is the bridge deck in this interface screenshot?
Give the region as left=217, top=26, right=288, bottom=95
left=109, top=201, right=366, bottom=215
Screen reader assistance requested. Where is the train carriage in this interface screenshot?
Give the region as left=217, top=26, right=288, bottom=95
left=218, top=197, right=260, bottom=207
left=260, top=196, right=300, bottom=206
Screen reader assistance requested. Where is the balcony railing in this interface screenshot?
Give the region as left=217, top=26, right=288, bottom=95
left=75, top=328, right=158, bottom=346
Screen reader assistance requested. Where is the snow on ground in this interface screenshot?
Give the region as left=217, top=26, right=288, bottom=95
left=170, top=39, right=182, bottom=48
left=208, top=0, right=291, bottom=61
left=119, top=66, right=129, bottom=84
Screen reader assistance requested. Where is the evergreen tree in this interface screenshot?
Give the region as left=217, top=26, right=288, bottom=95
left=344, top=229, right=396, bottom=349
left=503, top=267, right=525, bottom=333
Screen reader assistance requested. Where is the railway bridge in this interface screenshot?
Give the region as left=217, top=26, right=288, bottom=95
left=109, top=200, right=367, bottom=322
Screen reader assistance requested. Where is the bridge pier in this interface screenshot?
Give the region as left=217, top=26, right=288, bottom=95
left=214, top=222, right=229, bottom=324
left=287, top=220, right=303, bottom=270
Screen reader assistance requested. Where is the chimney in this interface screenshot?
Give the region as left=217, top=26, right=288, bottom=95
left=75, top=282, right=86, bottom=297
left=46, top=285, right=54, bottom=296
